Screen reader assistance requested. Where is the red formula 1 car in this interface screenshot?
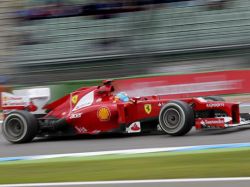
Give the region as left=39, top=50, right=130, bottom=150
left=1, top=80, right=250, bottom=143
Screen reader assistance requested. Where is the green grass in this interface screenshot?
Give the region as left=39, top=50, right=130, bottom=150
left=1, top=149, right=250, bottom=184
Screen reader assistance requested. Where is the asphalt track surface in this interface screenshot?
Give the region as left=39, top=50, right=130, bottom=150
left=0, top=106, right=250, bottom=157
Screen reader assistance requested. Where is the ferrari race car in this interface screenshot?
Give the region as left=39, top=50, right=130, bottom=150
left=1, top=80, right=250, bottom=143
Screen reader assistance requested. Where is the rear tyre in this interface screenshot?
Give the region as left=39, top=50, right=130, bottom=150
left=159, top=100, right=194, bottom=136
left=204, top=96, right=225, bottom=101
left=2, top=111, right=38, bottom=143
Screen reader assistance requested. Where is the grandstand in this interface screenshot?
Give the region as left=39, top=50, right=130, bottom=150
left=1, top=0, right=250, bottom=84
left=0, top=0, right=14, bottom=76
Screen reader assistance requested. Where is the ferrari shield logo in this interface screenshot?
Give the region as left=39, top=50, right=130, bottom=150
left=144, top=104, right=152, bottom=114
left=72, top=95, right=78, bottom=105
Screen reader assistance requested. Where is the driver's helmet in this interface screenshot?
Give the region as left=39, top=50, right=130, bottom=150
left=115, top=92, right=129, bottom=102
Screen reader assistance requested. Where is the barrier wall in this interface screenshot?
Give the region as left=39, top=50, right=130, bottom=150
left=45, top=70, right=250, bottom=101
left=113, top=70, right=250, bottom=98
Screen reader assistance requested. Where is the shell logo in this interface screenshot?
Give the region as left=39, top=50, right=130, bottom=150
left=97, top=107, right=111, bottom=121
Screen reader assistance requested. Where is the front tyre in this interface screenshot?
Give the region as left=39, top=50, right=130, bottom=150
left=2, top=111, right=38, bottom=143
left=159, top=100, right=194, bottom=136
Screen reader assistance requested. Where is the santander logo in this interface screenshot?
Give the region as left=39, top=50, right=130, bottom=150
left=201, top=119, right=224, bottom=125
left=126, top=122, right=141, bottom=133
left=131, top=124, right=140, bottom=131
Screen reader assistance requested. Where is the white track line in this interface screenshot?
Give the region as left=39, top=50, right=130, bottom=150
left=1, top=142, right=250, bottom=162
left=1, top=178, right=250, bottom=187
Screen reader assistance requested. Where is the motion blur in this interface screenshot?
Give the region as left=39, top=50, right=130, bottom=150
left=0, top=0, right=249, bottom=85
left=1, top=1, right=250, bottom=185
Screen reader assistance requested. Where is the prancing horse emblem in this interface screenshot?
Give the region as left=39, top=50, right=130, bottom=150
left=144, top=104, right=152, bottom=114
left=72, top=95, right=78, bottom=104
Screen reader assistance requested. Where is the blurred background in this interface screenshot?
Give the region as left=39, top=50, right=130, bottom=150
left=0, top=0, right=250, bottom=85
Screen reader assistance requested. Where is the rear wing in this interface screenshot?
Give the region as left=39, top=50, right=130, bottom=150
left=1, top=87, right=50, bottom=114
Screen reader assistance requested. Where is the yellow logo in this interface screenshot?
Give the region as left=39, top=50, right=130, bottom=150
left=0, top=113, right=3, bottom=121
left=97, top=107, right=111, bottom=121
left=72, top=95, right=78, bottom=104
left=144, top=104, right=152, bottom=114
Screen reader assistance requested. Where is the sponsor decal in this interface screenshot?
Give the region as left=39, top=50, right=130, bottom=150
left=144, top=104, right=152, bottom=114
left=69, top=113, right=82, bottom=119
left=1, top=93, right=29, bottom=106
left=201, top=119, right=224, bottom=125
left=126, top=80, right=242, bottom=97
left=97, top=107, right=111, bottom=121
left=3, top=96, right=23, bottom=101
left=197, top=118, right=225, bottom=129
left=72, top=95, right=78, bottom=105
left=206, top=103, right=224, bottom=108
left=0, top=113, right=3, bottom=121
left=126, top=122, right=141, bottom=133
left=75, top=126, right=87, bottom=134
left=2, top=96, right=7, bottom=102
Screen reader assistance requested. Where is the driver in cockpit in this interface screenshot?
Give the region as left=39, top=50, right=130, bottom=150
left=114, top=92, right=129, bottom=102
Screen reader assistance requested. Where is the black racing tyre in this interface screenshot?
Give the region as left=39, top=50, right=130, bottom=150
left=159, top=100, right=194, bottom=136
left=204, top=96, right=225, bottom=101
left=2, top=111, right=38, bottom=143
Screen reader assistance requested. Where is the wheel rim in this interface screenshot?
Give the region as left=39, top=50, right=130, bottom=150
left=163, top=108, right=181, bottom=130
left=5, top=118, right=24, bottom=139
